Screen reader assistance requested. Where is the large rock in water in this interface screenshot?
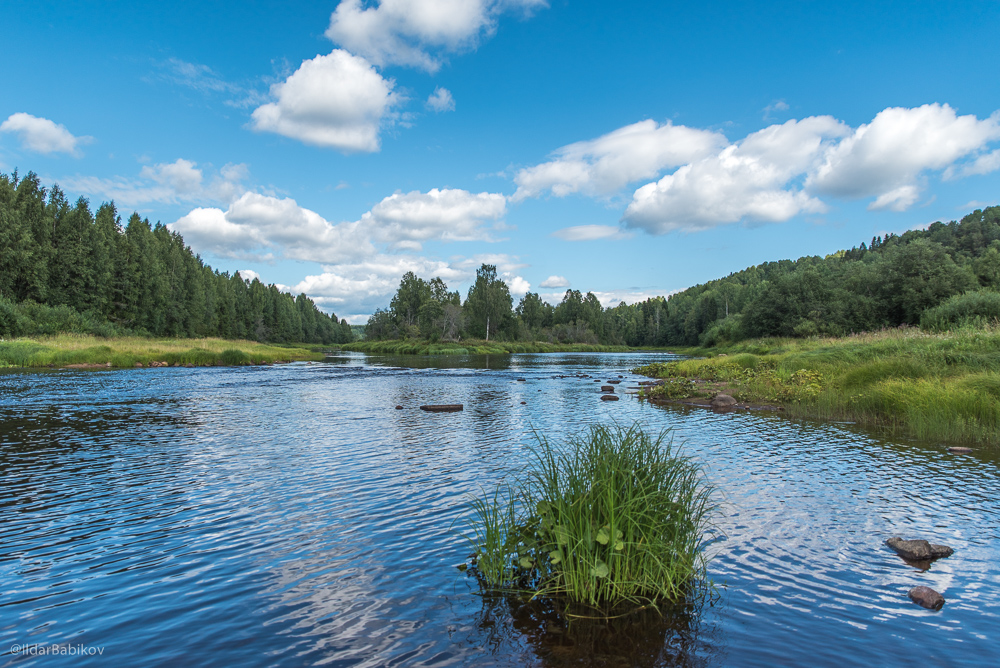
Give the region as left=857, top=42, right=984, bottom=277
left=601, top=385, right=615, bottom=392
left=886, top=537, right=954, bottom=562
left=711, top=394, right=737, bottom=407
left=908, top=586, right=945, bottom=610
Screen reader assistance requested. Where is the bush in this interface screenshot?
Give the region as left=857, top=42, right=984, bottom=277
left=0, top=296, right=20, bottom=338
left=464, top=424, right=714, bottom=610
left=220, top=349, right=251, bottom=365
left=920, top=290, right=1000, bottom=331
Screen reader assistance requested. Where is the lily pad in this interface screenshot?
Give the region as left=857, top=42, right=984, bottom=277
left=590, top=560, right=609, bottom=578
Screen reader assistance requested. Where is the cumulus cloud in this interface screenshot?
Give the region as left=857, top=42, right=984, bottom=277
left=512, top=120, right=727, bottom=201
left=237, top=269, right=262, bottom=283
left=505, top=274, right=530, bottom=295
left=426, top=86, right=455, bottom=112
left=625, top=116, right=845, bottom=233
left=170, top=187, right=507, bottom=266
left=63, top=159, right=249, bottom=208
left=539, top=275, right=569, bottom=288
left=0, top=113, right=92, bottom=156
left=250, top=50, right=399, bottom=153
left=365, top=188, right=506, bottom=250
left=551, top=224, right=631, bottom=241
left=808, top=104, right=1000, bottom=199
left=171, top=192, right=374, bottom=263
left=326, top=0, right=548, bottom=72
left=623, top=104, right=1000, bottom=233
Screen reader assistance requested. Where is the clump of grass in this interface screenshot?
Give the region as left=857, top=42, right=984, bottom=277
left=219, top=349, right=251, bottom=365
left=464, top=424, right=714, bottom=613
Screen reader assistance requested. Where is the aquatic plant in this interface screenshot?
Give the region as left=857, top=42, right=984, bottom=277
left=465, top=424, right=714, bottom=612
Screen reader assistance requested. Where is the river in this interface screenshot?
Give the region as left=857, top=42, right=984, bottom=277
left=1, top=352, right=998, bottom=666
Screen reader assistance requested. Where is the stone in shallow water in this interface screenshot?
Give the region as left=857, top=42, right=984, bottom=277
left=600, top=394, right=619, bottom=401
left=947, top=447, right=973, bottom=454
left=419, top=404, right=463, bottom=412
left=908, top=586, right=945, bottom=610
left=711, top=394, right=736, bottom=407
left=601, top=385, right=615, bottom=392
left=886, top=537, right=954, bottom=562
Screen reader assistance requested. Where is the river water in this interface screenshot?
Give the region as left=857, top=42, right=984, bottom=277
left=1, top=352, right=998, bottom=667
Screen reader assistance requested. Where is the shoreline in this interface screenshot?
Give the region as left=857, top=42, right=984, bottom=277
left=0, top=335, right=325, bottom=370
left=633, top=327, right=1000, bottom=448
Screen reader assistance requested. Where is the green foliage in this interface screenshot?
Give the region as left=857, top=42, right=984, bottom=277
left=920, top=290, right=1000, bottom=331
left=464, top=424, right=714, bottom=610
left=219, top=349, right=251, bottom=365
left=465, top=264, right=513, bottom=341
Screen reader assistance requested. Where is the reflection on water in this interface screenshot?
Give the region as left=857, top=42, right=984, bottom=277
left=1, top=353, right=999, bottom=667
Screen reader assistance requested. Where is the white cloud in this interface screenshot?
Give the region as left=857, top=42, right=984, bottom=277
left=539, top=275, right=569, bottom=288
left=0, top=113, right=92, bottom=156
left=551, top=224, right=631, bottom=241
left=171, top=192, right=374, bottom=263
left=250, top=50, right=399, bottom=153
left=426, top=86, right=455, bottom=112
left=624, top=116, right=845, bottom=233
left=808, top=103, right=1000, bottom=198
left=63, top=159, right=249, bottom=208
left=326, top=0, right=547, bottom=72
left=623, top=104, right=1000, bottom=233
left=949, top=148, right=1000, bottom=179
left=763, top=100, right=789, bottom=120
left=170, top=187, right=507, bottom=267
left=505, top=274, right=530, bottom=295
left=237, top=269, right=262, bottom=283
left=512, top=120, right=727, bottom=201
left=365, top=188, right=506, bottom=250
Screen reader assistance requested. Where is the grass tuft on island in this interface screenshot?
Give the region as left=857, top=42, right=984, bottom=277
left=338, top=339, right=630, bottom=355
left=463, top=424, right=714, bottom=615
left=0, top=334, right=325, bottom=369
left=635, top=325, right=1000, bottom=447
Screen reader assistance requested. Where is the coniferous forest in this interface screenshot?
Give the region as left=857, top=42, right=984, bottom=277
left=0, top=171, right=353, bottom=344
left=368, top=205, right=1000, bottom=346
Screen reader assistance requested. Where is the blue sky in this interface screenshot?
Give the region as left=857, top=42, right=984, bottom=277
left=3, top=0, right=999, bottom=322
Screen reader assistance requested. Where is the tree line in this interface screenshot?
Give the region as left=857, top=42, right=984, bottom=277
left=0, top=171, right=353, bottom=343
left=368, top=205, right=1000, bottom=346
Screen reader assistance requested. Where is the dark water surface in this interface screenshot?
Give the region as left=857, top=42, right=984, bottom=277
left=1, top=352, right=998, bottom=666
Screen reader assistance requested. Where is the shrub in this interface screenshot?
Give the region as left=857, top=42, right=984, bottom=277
left=464, top=424, right=714, bottom=611
left=920, top=290, right=1000, bottom=331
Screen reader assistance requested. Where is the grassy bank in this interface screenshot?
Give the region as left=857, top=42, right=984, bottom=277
left=0, top=334, right=325, bottom=369
left=635, top=326, right=1000, bottom=446
left=464, top=424, right=713, bottom=613
left=338, top=339, right=631, bottom=355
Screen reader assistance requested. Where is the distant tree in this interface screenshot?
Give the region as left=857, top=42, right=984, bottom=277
left=465, top=264, right=512, bottom=341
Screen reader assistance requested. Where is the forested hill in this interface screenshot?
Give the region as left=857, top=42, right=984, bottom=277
left=367, top=205, right=1000, bottom=348
left=0, top=171, right=353, bottom=344
left=630, top=204, right=1000, bottom=346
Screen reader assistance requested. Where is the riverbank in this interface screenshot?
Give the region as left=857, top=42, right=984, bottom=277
left=337, top=340, right=631, bottom=355
left=634, top=326, right=1000, bottom=447
left=0, top=335, right=325, bottom=369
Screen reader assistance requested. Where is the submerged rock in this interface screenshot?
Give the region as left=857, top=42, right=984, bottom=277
left=420, top=404, right=464, bottom=412
left=908, top=586, right=945, bottom=610
left=516, top=378, right=526, bottom=382
left=394, top=405, right=403, bottom=410
left=947, top=447, right=973, bottom=454
left=886, top=537, right=954, bottom=562
left=601, top=395, right=619, bottom=401
left=710, top=394, right=737, bottom=407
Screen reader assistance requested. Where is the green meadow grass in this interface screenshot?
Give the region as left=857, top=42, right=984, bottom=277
left=635, top=326, right=1000, bottom=446
left=464, top=424, right=714, bottom=613
left=0, top=334, right=324, bottom=369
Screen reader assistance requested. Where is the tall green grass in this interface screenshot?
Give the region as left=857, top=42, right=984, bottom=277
left=464, top=424, right=714, bottom=613
left=635, top=326, right=1000, bottom=446
left=0, top=334, right=323, bottom=368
